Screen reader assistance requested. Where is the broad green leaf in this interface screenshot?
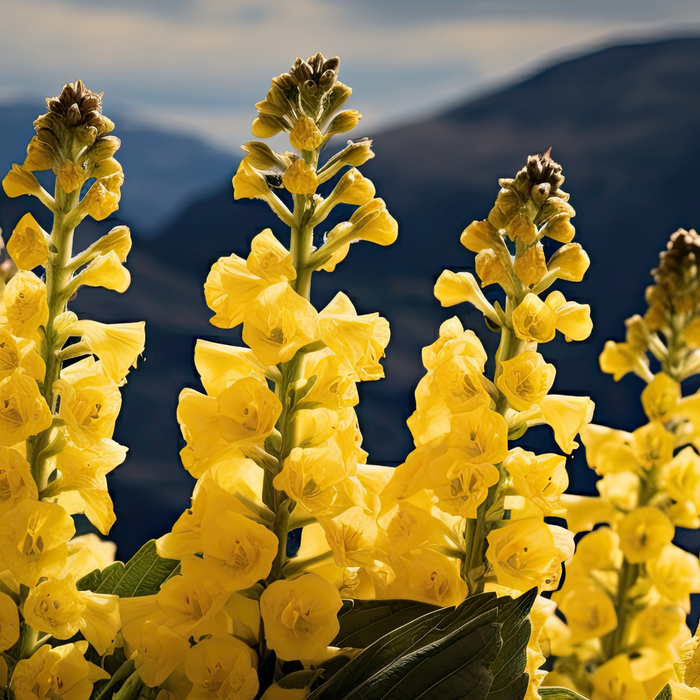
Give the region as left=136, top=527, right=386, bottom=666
left=539, top=688, right=589, bottom=700
left=78, top=540, right=179, bottom=597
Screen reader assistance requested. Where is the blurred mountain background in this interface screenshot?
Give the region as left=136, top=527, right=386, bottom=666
left=1, top=35, right=699, bottom=561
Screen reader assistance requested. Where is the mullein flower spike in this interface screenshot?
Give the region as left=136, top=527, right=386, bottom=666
left=548, top=229, right=700, bottom=699
left=0, top=81, right=144, bottom=698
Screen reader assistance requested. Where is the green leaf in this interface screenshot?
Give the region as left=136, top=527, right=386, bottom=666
left=653, top=685, right=673, bottom=700
left=78, top=540, right=180, bottom=597
left=539, top=688, right=590, bottom=700
left=334, top=599, right=438, bottom=649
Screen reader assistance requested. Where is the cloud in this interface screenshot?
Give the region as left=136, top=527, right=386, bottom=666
left=1, top=0, right=699, bottom=151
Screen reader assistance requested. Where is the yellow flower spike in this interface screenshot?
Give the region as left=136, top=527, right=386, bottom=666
left=0, top=369, right=52, bottom=447
left=7, top=213, right=49, bottom=270
left=553, top=576, right=618, bottom=641
left=4, top=270, right=49, bottom=339
left=461, top=219, right=504, bottom=252
left=282, top=158, right=319, bottom=195
left=497, top=351, right=556, bottom=411
left=74, top=251, right=131, bottom=293
left=475, top=249, right=516, bottom=295
left=647, top=544, right=700, bottom=612
left=242, top=282, right=320, bottom=366
left=200, top=510, right=278, bottom=591
left=289, top=115, right=324, bottom=151
left=0, top=591, right=19, bottom=652
left=545, top=290, right=593, bottom=341
left=2, top=163, right=44, bottom=199
left=590, top=654, right=648, bottom=700
left=641, top=372, right=681, bottom=420
left=512, top=293, right=557, bottom=342
left=184, top=635, right=259, bottom=700
left=449, top=406, right=509, bottom=464
left=422, top=317, right=488, bottom=371
left=617, top=506, right=674, bottom=563
left=513, top=243, right=548, bottom=287
left=23, top=575, right=120, bottom=655
left=631, top=420, right=674, bottom=471
left=318, top=292, right=390, bottom=382
left=0, top=446, right=38, bottom=517
left=0, top=499, right=75, bottom=587
left=548, top=242, right=590, bottom=282
left=503, top=448, right=568, bottom=515
left=67, top=318, right=145, bottom=383
left=434, top=270, right=501, bottom=326
left=486, top=518, right=574, bottom=592
left=260, top=573, right=343, bottom=664
left=599, top=339, right=652, bottom=381
left=539, top=393, right=595, bottom=453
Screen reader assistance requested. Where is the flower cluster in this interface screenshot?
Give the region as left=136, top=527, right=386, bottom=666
left=0, top=81, right=144, bottom=698
left=548, top=229, right=700, bottom=699
left=119, top=53, right=402, bottom=698
left=381, top=151, right=594, bottom=699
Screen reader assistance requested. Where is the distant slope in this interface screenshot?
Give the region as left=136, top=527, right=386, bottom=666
left=3, top=36, right=700, bottom=555
left=0, top=103, right=236, bottom=233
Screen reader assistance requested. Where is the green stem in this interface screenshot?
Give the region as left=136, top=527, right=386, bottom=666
left=601, top=559, right=639, bottom=659
left=92, top=660, right=136, bottom=700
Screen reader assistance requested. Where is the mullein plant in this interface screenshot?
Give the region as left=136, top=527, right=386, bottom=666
left=380, top=151, right=595, bottom=700
left=0, top=82, right=145, bottom=698
left=546, top=229, right=700, bottom=700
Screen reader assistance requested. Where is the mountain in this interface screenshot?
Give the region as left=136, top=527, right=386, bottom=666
left=0, top=103, right=236, bottom=233
left=3, top=35, right=700, bottom=556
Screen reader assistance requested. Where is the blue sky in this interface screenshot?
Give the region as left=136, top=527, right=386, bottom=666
left=1, top=0, right=698, bottom=151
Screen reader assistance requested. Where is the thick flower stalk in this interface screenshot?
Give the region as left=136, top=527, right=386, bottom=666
left=547, top=229, right=700, bottom=699
left=118, top=54, right=400, bottom=697
left=381, top=152, right=594, bottom=699
left=0, top=81, right=145, bottom=699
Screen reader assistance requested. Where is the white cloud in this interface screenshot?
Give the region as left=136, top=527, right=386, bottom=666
left=0, top=0, right=698, bottom=151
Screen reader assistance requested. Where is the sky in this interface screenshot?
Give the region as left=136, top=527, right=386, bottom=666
left=0, top=0, right=699, bottom=152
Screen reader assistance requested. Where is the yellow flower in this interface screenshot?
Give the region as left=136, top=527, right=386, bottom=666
left=449, top=406, right=509, bottom=463
left=130, top=620, right=190, bottom=687
left=663, top=447, right=700, bottom=518
left=561, top=493, right=620, bottom=533
left=486, top=518, right=574, bottom=592
left=686, top=318, right=700, bottom=349
left=282, top=158, right=318, bottom=195
left=497, top=351, right=556, bottom=411
left=641, top=372, right=681, bottom=420
left=324, top=167, right=376, bottom=207
left=75, top=251, right=130, bottom=293
left=503, top=448, right=568, bottom=515
left=0, top=499, right=74, bottom=586
left=319, top=293, right=390, bottom=381
left=422, top=317, right=487, bottom=371
left=434, top=270, right=500, bottom=326
left=81, top=170, right=123, bottom=220
left=23, top=575, right=120, bottom=655
left=600, top=340, right=649, bottom=381
left=475, top=249, right=515, bottom=295
left=590, top=654, right=648, bottom=700
left=289, top=116, right=324, bottom=151
left=647, top=544, right=700, bottom=611
left=348, top=198, right=398, bottom=246
left=580, top=424, right=637, bottom=475
left=184, top=635, right=259, bottom=700
left=68, top=318, right=145, bottom=383
left=193, top=339, right=266, bottom=396
left=260, top=573, right=343, bottom=663
left=242, top=282, right=319, bottom=366
left=200, top=510, right=278, bottom=591
left=632, top=420, right=674, bottom=470
left=0, top=331, right=45, bottom=383
left=669, top=682, right=700, bottom=699
left=0, top=446, right=37, bottom=517
left=548, top=243, right=590, bottom=282
left=513, top=243, right=547, bottom=287
left=630, top=605, right=688, bottom=650
left=0, top=591, right=19, bottom=653
left=297, top=352, right=358, bottom=409
left=432, top=353, right=490, bottom=413
left=0, top=369, right=52, bottom=447
left=553, top=576, right=617, bottom=641
left=53, top=371, right=121, bottom=448
left=539, top=394, right=595, bottom=454
left=11, top=641, right=109, bottom=700
left=512, top=293, right=557, bottom=343
left=4, top=270, right=49, bottom=339
left=506, top=215, right=538, bottom=245
left=2, top=164, right=43, bottom=198
left=545, top=290, right=593, bottom=341
left=7, top=213, right=49, bottom=270
left=569, top=526, right=623, bottom=573
left=617, top=506, right=674, bottom=564
left=233, top=158, right=271, bottom=200
left=461, top=219, right=503, bottom=252
left=597, top=471, right=640, bottom=511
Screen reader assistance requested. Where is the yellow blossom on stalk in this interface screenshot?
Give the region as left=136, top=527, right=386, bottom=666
left=4, top=270, right=49, bottom=339
left=545, top=290, right=593, bottom=341
left=580, top=423, right=637, bottom=475
left=0, top=330, right=45, bottom=382
left=0, top=446, right=37, bottom=516
left=567, top=526, right=623, bottom=573
left=503, top=448, right=568, bottom=515
left=260, top=573, right=343, bottom=664
left=632, top=420, right=674, bottom=470
left=290, top=115, right=324, bottom=151
left=589, top=654, right=648, bottom=700
left=0, top=369, right=52, bottom=446
left=538, top=393, right=595, bottom=454
left=642, top=372, right=681, bottom=420
left=512, top=293, right=557, bottom=343
left=475, top=249, right=515, bottom=294
left=449, top=406, right=509, bottom=463
left=617, top=506, right=674, bottom=563
left=75, top=250, right=131, bottom=293
left=553, top=577, right=618, bottom=641
left=0, top=591, right=19, bottom=652
left=548, top=242, right=590, bottom=282
left=7, top=213, right=49, bottom=270
left=647, top=545, right=700, bottom=611
left=513, top=243, right=547, bottom=287
left=81, top=169, right=123, bottom=221
left=663, top=447, right=700, bottom=519
left=2, top=164, right=45, bottom=199
left=497, top=351, right=556, bottom=411
left=434, top=270, right=501, bottom=326
left=127, top=620, right=190, bottom=688
left=283, top=158, right=319, bottom=195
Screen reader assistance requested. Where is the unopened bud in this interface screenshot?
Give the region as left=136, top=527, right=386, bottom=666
left=327, top=110, right=362, bottom=135
left=332, top=168, right=375, bottom=206
left=336, top=139, right=374, bottom=167
left=289, top=116, right=324, bottom=151
left=252, top=114, right=286, bottom=138
left=241, top=142, right=286, bottom=172
left=282, top=158, right=318, bottom=195
left=325, top=82, right=353, bottom=115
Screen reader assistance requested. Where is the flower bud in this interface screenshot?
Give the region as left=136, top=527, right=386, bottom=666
left=282, top=159, right=318, bottom=195
left=327, top=109, right=362, bottom=134
left=331, top=168, right=375, bottom=206
left=336, top=139, right=374, bottom=167
left=252, top=114, right=286, bottom=138
left=434, top=270, right=501, bottom=326
left=7, top=213, right=49, bottom=270
left=349, top=198, right=397, bottom=245
left=514, top=243, right=547, bottom=287
left=548, top=243, right=590, bottom=282
left=57, top=160, right=86, bottom=193
left=241, top=142, right=286, bottom=171
left=290, top=116, right=324, bottom=151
